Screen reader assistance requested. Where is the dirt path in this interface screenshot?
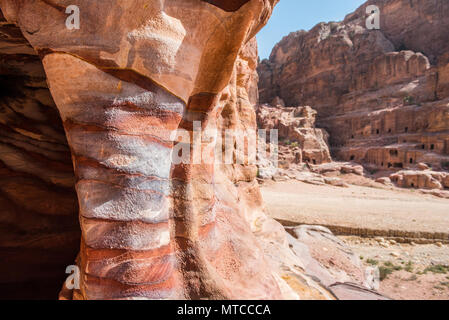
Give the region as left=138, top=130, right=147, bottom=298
left=261, top=181, right=449, bottom=239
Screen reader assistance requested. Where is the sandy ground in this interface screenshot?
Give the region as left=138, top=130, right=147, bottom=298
left=261, top=180, right=449, bottom=235
left=261, top=180, right=449, bottom=300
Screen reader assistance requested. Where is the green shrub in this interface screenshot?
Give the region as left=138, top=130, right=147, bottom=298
left=379, top=266, right=394, bottom=281
left=441, top=161, right=449, bottom=170
left=384, top=261, right=402, bottom=271
left=424, top=265, right=449, bottom=274
left=403, top=95, right=415, bottom=105
left=405, top=261, right=414, bottom=273
left=366, top=259, right=378, bottom=266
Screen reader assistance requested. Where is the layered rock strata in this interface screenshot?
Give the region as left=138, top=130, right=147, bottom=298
left=0, top=0, right=314, bottom=300
left=0, top=0, right=386, bottom=300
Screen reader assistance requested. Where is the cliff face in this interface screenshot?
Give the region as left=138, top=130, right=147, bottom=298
left=258, top=0, right=449, bottom=172
left=0, top=0, right=288, bottom=300
left=0, top=0, right=387, bottom=301
left=256, top=104, right=331, bottom=166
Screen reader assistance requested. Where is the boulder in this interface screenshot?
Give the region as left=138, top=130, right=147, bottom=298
left=287, top=225, right=381, bottom=295
left=418, top=163, right=430, bottom=171
left=375, top=177, right=393, bottom=187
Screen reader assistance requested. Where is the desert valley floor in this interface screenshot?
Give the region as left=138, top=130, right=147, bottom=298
left=262, top=179, right=449, bottom=300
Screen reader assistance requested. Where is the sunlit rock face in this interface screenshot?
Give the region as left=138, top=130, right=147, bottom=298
left=0, top=0, right=296, bottom=300
left=256, top=104, right=332, bottom=165
left=258, top=0, right=449, bottom=172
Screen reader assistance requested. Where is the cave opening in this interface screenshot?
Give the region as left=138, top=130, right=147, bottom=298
left=389, top=150, right=398, bottom=156
left=0, top=16, right=80, bottom=299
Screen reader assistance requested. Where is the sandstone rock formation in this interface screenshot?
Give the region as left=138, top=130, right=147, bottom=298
left=389, top=170, right=449, bottom=190
left=1, top=0, right=289, bottom=300
left=287, top=225, right=379, bottom=291
left=0, top=0, right=387, bottom=300
left=256, top=104, right=331, bottom=165
left=258, top=0, right=449, bottom=175
left=255, top=104, right=365, bottom=186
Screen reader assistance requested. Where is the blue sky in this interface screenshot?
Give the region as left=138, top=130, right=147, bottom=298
left=257, top=0, right=366, bottom=59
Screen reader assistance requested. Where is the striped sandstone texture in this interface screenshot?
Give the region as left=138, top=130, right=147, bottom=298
left=0, top=0, right=387, bottom=300
left=1, top=0, right=299, bottom=300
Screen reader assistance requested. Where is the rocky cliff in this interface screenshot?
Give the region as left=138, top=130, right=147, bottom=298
left=0, top=0, right=386, bottom=300
left=258, top=0, right=449, bottom=174
left=256, top=104, right=331, bottom=167
left=0, top=0, right=288, bottom=301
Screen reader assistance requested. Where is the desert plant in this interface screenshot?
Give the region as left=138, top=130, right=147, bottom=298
left=384, top=261, right=402, bottom=271
left=366, top=259, right=378, bottom=266
left=379, top=266, right=394, bottom=281
left=403, top=95, right=415, bottom=105
left=405, top=261, right=414, bottom=273
left=441, top=161, right=449, bottom=170
left=424, top=265, right=449, bottom=274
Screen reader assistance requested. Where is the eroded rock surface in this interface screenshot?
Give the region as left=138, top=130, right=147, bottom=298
left=258, top=0, right=449, bottom=174
left=256, top=104, right=331, bottom=166
left=3, top=0, right=284, bottom=300
left=0, top=0, right=386, bottom=300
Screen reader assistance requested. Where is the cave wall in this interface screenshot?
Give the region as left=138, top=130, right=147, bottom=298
left=0, top=0, right=304, bottom=300
left=0, top=10, right=79, bottom=299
